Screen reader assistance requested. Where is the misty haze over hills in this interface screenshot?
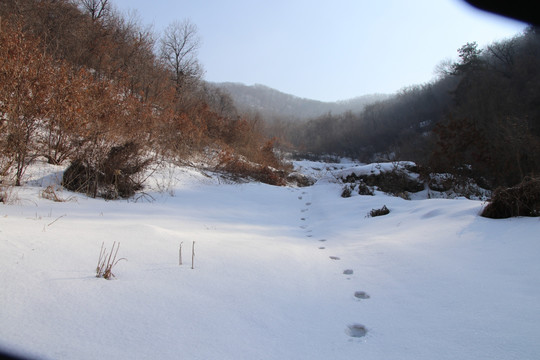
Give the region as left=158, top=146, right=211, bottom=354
left=212, top=82, right=391, bottom=120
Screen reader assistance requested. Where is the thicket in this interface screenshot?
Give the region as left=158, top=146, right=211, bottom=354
left=0, top=0, right=289, bottom=197
left=481, top=177, right=540, bottom=218
left=280, top=26, right=540, bottom=190
left=342, top=169, right=424, bottom=198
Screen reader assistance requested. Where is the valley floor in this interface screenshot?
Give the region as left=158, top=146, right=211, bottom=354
left=1, top=161, right=539, bottom=359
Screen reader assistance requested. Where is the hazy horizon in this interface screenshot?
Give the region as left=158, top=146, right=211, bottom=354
left=114, top=0, right=526, bottom=102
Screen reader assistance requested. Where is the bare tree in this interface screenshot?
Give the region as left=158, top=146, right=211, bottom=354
left=433, top=57, right=454, bottom=79
left=486, top=38, right=517, bottom=76
left=159, top=19, right=203, bottom=94
left=79, top=0, right=110, bottom=22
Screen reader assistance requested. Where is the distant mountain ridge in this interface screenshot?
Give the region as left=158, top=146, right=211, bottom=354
left=211, top=82, right=390, bottom=120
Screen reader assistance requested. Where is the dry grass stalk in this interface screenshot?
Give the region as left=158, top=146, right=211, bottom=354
left=0, top=185, right=14, bottom=204
left=40, top=185, right=74, bottom=202
left=179, top=241, right=183, bottom=265
left=96, top=241, right=126, bottom=279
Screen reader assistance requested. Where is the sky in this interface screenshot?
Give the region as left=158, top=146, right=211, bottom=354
left=112, top=0, right=526, bottom=102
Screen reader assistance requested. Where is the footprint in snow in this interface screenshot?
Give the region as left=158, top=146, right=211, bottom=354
left=329, top=256, right=340, bottom=260
left=343, top=269, right=353, bottom=275
left=298, top=196, right=303, bottom=200
left=318, top=246, right=325, bottom=249
left=305, top=202, right=312, bottom=206
left=354, top=291, right=370, bottom=300
left=318, top=239, right=327, bottom=242
left=346, top=324, right=368, bottom=338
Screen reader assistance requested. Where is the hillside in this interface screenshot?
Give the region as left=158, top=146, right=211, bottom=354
left=283, top=28, right=540, bottom=190
left=0, top=4, right=292, bottom=198
left=211, top=82, right=390, bottom=120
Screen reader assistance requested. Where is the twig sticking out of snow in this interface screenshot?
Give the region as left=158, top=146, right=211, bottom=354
left=47, top=214, right=66, bottom=227
left=191, top=241, right=195, bottom=269
left=179, top=242, right=183, bottom=266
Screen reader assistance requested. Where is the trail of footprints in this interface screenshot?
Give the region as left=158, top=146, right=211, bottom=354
left=297, top=190, right=369, bottom=339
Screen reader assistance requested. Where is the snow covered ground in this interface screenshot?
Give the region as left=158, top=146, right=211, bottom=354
left=1, top=160, right=539, bottom=360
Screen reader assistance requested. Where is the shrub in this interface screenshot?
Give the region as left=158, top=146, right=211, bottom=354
left=217, top=149, right=287, bottom=186
left=357, top=181, right=374, bottom=196
left=428, top=173, right=455, bottom=192
left=101, top=142, right=151, bottom=198
left=286, top=172, right=315, bottom=187
left=366, top=171, right=424, bottom=195
left=342, top=169, right=422, bottom=197
left=481, top=177, right=540, bottom=218
left=62, top=160, right=89, bottom=194
left=63, top=142, right=150, bottom=199
left=427, top=172, right=489, bottom=200
left=341, top=184, right=354, bottom=198
left=368, top=205, right=390, bottom=217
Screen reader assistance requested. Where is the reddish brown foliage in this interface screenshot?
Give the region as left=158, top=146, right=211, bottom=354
left=0, top=6, right=289, bottom=193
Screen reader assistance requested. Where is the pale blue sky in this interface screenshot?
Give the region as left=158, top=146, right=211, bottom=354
left=113, top=0, right=526, bottom=102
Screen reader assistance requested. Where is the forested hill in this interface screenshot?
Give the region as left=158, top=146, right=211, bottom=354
left=212, top=82, right=390, bottom=120
left=0, top=0, right=294, bottom=195
left=283, top=27, right=540, bottom=189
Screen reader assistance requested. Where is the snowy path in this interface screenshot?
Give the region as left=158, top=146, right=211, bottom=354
left=297, top=184, right=371, bottom=339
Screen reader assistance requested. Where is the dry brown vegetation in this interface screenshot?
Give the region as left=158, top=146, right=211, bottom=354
left=368, top=205, right=390, bottom=217
left=481, top=177, right=540, bottom=219
left=0, top=0, right=290, bottom=197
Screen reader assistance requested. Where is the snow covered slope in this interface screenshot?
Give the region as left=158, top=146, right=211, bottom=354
left=1, top=161, right=539, bottom=360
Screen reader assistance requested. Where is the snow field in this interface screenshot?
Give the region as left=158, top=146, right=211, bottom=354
left=1, top=161, right=539, bottom=359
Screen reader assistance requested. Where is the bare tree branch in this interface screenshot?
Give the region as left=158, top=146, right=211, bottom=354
left=79, top=0, right=110, bottom=21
